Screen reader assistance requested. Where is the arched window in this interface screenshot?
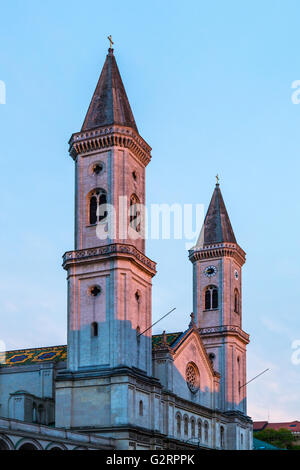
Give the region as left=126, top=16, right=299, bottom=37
left=241, top=433, right=244, bottom=449
left=130, top=194, right=141, bottom=232
left=212, top=288, right=218, bottom=309
left=38, top=405, right=45, bottom=424
left=184, top=416, right=189, bottom=436
left=197, top=420, right=202, bottom=442
left=205, top=289, right=211, bottom=310
left=89, top=195, right=97, bottom=225
left=220, top=426, right=225, bottom=448
left=204, top=421, right=209, bottom=443
left=204, top=286, right=218, bottom=310
left=191, top=418, right=195, bottom=438
left=234, top=289, right=240, bottom=314
left=32, top=403, right=37, bottom=423
left=91, top=322, right=98, bottom=337
left=139, top=400, right=143, bottom=416
left=176, top=414, right=181, bottom=436
left=89, top=189, right=107, bottom=225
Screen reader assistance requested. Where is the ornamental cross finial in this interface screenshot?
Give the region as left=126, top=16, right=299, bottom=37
left=107, top=35, right=114, bottom=49
left=216, top=174, right=220, bottom=185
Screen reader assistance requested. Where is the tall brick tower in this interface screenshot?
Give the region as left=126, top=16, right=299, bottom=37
left=55, top=47, right=156, bottom=432
left=189, top=182, right=249, bottom=414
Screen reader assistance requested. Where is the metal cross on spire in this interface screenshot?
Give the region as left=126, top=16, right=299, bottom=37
left=216, top=174, right=220, bottom=185
left=107, top=35, right=114, bottom=49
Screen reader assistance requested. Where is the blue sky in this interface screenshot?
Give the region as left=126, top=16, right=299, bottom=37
left=0, top=0, right=300, bottom=422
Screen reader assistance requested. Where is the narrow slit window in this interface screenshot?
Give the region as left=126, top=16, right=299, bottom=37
left=91, top=322, right=98, bottom=337
left=89, top=196, right=97, bottom=225
left=176, top=415, right=181, bottom=435
left=89, top=189, right=107, bottom=224
left=234, top=290, right=240, bottom=314
left=205, top=289, right=211, bottom=309
left=212, top=288, right=218, bottom=309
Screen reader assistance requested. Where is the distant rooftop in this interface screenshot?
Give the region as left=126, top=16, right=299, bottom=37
left=254, top=420, right=300, bottom=433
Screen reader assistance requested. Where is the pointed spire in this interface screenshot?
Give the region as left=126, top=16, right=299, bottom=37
left=196, top=182, right=237, bottom=247
left=81, top=48, right=138, bottom=133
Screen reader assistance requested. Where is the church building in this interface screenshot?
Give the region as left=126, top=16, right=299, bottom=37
left=0, top=45, right=252, bottom=450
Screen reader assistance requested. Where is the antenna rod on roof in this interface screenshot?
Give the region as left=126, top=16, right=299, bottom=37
left=137, top=308, right=176, bottom=338
left=239, top=368, right=270, bottom=390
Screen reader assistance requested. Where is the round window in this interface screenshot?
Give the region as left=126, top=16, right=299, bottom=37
left=186, top=362, right=200, bottom=393
left=89, top=285, right=101, bottom=297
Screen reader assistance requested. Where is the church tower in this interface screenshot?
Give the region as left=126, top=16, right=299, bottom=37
left=189, top=182, right=249, bottom=414
left=55, top=47, right=156, bottom=433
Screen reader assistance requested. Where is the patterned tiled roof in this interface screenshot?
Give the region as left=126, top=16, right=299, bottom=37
left=2, top=334, right=183, bottom=367
left=152, top=332, right=182, bottom=349
left=2, top=345, right=67, bottom=367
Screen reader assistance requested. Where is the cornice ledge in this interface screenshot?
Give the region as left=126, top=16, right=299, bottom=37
left=62, top=243, right=157, bottom=275
left=68, top=125, right=151, bottom=166
left=189, top=242, right=246, bottom=265
left=198, top=325, right=250, bottom=344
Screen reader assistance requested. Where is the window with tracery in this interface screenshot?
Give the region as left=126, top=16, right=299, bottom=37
left=89, top=189, right=107, bottom=225
left=204, top=285, right=218, bottom=310
left=186, top=362, right=200, bottom=393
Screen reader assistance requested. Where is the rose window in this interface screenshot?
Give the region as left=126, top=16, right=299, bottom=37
left=186, top=363, right=200, bottom=393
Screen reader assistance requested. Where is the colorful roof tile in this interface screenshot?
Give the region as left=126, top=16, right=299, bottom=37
left=2, top=345, right=67, bottom=367
left=2, top=334, right=184, bottom=367
left=152, top=332, right=182, bottom=349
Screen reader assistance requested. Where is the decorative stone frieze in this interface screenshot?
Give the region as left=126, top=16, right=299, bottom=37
left=69, top=125, right=151, bottom=167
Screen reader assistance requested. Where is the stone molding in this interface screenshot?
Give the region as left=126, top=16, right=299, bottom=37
left=199, top=326, right=250, bottom=344
left=189, top=242, right=246, bottom=266
left=63, top=243, right=157, bottom=275
left=0, top=417, right=114, bottom=449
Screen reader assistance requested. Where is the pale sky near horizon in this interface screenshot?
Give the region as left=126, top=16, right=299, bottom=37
left=0, top=0, right=300, bottom=422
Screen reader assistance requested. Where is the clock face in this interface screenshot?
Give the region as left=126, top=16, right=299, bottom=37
left=234, top=270, right=239, bottom=280
left=204, top=265, right=217, bottom=278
